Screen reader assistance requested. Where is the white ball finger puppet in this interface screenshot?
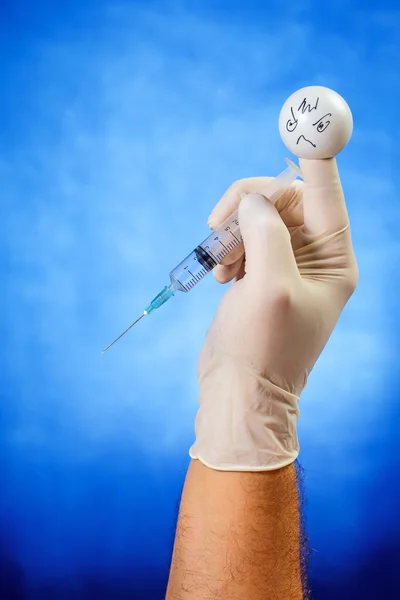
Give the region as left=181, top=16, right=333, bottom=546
left=279, top=85, right=353, bottom=159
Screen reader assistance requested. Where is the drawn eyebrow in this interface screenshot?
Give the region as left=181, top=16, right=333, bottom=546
left=298, top=97, right=319, bottom=113
left=312, top=112, right=332, bottom=126
left=290, top=107, right=297, bottom=122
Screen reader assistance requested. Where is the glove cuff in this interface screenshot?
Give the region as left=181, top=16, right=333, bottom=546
left=189, top=361, right=300, bottom=471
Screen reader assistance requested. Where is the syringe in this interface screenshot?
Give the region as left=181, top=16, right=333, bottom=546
left=101, top=158, right=301, bottom=353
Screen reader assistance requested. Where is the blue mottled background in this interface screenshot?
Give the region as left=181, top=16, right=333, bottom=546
left=1, top=1, right=399, bottom=598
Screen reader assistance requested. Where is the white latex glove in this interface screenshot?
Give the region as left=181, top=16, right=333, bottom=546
left=189, top=158, right=358, bottom=471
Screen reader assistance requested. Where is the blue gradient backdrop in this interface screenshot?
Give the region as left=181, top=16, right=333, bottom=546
left=1, top=1, right=399, bottom=598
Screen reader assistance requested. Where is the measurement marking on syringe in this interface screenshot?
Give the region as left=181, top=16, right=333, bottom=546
left=217, top=249, right=228, bottom=260
left=229, top=231, right=240, bottom=243
left=219, top=241, right=229, bottom=251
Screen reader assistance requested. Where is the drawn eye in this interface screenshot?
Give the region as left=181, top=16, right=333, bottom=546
left=313, top=112, right=332, bottom=133
left=316, top=120, right=330, bottom=132
left=285, top=107, right=298, bottom=132
left=286, top=118, right=298, bottom=132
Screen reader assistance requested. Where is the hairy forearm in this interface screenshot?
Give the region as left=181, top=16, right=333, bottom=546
left=166, top=459, right=303, bottom=600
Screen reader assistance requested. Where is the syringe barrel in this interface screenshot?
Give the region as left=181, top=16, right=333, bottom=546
left=169, top=161, right=300, bottom=293
left=169, top=209, right=241, bottom=292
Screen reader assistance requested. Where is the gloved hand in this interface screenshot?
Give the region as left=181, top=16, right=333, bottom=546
left=189, top=158, right=358, bottom=471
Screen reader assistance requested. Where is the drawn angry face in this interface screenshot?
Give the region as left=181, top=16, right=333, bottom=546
left=285, top=97, right=331, bottom=149
left=278, top=86, right=353, bottom=159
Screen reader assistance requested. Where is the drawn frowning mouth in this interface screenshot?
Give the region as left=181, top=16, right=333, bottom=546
left=296, top=135, right=316, bottom=147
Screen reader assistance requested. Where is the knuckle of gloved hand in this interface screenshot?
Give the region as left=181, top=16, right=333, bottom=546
left=263, top=282, right=293, bottom=313
left=213, top=267, right=224, bottom=284
left=213, top=265, right=231, bottom=284
left=342, top=260, right=359, bottom=297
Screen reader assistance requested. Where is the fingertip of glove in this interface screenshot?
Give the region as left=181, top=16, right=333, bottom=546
left=207, top=214, right=217, bottom=229
left=239, top=192, right=270, bottom=212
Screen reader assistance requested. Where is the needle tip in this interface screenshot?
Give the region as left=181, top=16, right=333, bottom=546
left=100, top=311, right=147, bottom=354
